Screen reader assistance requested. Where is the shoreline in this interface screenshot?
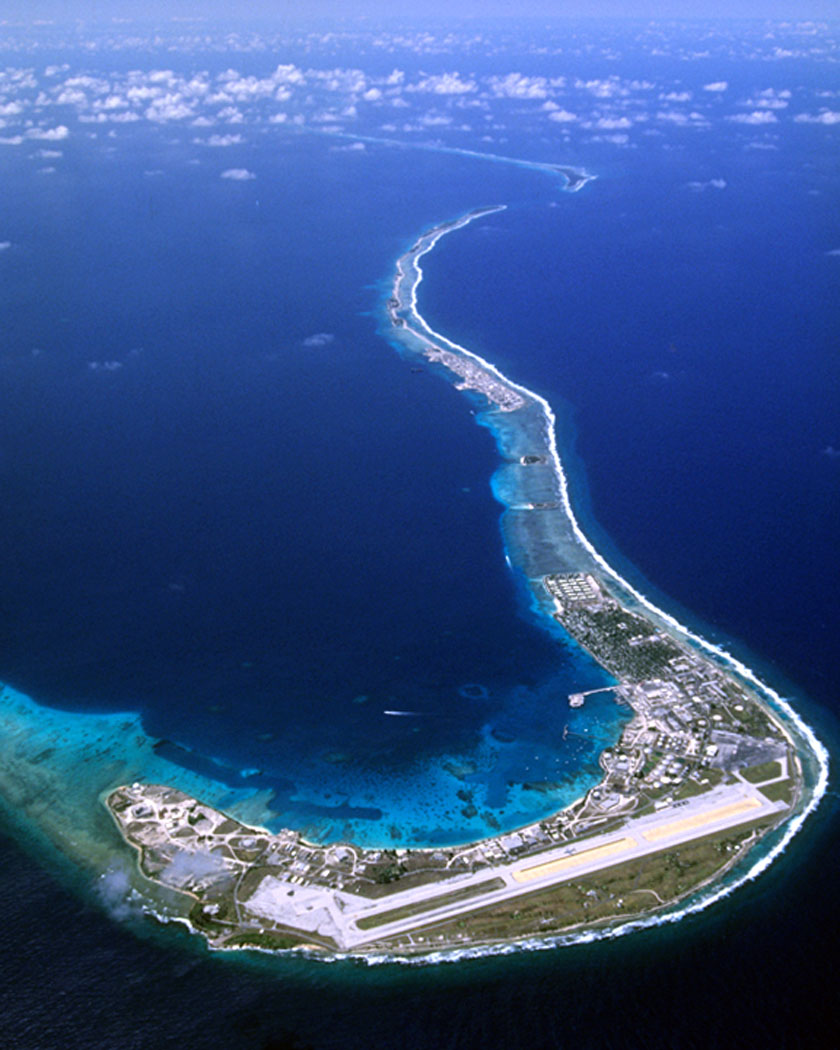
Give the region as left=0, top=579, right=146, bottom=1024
left=0, top=191, right=827, bottom=966
left=388, top=204, right=828, bottom=781
left=100, top=201, right=827, bottom=963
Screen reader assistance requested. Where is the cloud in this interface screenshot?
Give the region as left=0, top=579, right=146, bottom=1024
left=547, top=109, right=578, bottom=124
left=88, top=360, right=123, bottom=372
left=412, top=73, right=476, bottom=95
left=217, top=105, right=244, bottom=124
left=656, top=110, right=707, bottom=127
left=25, top=125, right=69, bottom=140
left=686, top=178, right=727, bottom=191
left=221, top=168, right=256, bottom=180
left=303, top=332, right=335, bottom=347
left=742, top=89, right=790, bottom=111
left=145, top=97, right=195, bottom=122
left=594, top=133, right=631, bottom=146
left=825, top=248, right=840, bottom=256
left=162, top=850, right=228, bottom=886
left=594, top=116, right=633, bottom=130
left=794, top=110, right=840, bottom=125
left=727, top=110, right=778, bottom=125
left=703, top=81, right=729, bottom=92
left=418, top=113, right=452, bottom=127
left=576, top=77, right=625, bottom=99
left=487, top=73, right=548, bottom=100
left=0, top=241, right=11, bottom=251
left=96, top=863, right=144, bottom=922
left=196, top=133, right=244, bottom=146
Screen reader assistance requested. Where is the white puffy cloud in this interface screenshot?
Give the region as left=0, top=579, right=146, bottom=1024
left=576, top=78, right=622, bottom=98
left=487, top=73, right=548, bottom=99
left=412, top=73, right=476, bottom=95
left=145, top=97, right=194, bottom=122
left=55, top=88, right=87, bottom=106
left=216, top=106, right=244, bottom=123
left=547, top=109, right=578, bottom=124
left=221, top=168, right=256, bottom=180
left=594, top=115, right=633, bottom=129
left=727, top=110, right=778, bottom=125
left=0, top=241, right=11, bottom=251
left=25, top=124, right=69, bottom=140
left=656, top=110, right=707, bottom=126
left=703, top=81, right=729, bottom=92
left=418, top=113, right=452, bottom=127
left=794, top=110, right=840, bottom=124
left=196, top=133, right=244, bottom=146
left=64, top=74, right=109, bottom=94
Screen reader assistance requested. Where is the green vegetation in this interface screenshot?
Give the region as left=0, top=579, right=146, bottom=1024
left=562, top=605, right=684, bottom=681
left=352, top=866, right=463, bottom=899
left=356, top=877, right=506, bottom=930
left=741, top=760, right=783, bottom=784
left=672, top=778, right=710, bottom=801
left=386, top=821, right=774, bottom=949
left=760, top=780, right=793, bottom=804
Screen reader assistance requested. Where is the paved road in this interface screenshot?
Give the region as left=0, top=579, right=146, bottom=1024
left=247, top=780, right=783, bottom=950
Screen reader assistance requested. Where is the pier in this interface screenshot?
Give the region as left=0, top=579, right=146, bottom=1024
left=568, top=686, right=619, bottom=709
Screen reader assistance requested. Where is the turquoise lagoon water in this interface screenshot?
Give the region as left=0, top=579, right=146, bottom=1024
left=0, top=19, right=837, bottom=1050
left=0, top=130, right=631, bottom=856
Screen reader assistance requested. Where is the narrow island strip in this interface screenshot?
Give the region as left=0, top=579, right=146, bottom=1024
left=105, top=204, right=827, bottom=960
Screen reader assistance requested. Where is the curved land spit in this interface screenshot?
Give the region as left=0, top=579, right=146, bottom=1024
left=106, top=205, right=824, bottom=959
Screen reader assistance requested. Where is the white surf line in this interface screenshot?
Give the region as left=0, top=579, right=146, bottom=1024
left=320, top=128, right=596, bottom=191
left=383, top=208, right=830, bottom=957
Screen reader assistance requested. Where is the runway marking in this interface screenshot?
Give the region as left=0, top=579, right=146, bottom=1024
left=512, top=837, right=635, bottom=883
left=642, top=797, right=762, bottom=843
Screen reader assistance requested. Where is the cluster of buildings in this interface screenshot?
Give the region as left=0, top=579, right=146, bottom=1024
left=541, top=573, right=789, bottom=833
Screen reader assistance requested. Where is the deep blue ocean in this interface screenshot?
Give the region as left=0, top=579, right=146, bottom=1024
left=0, top=18, right=838, bottom=1050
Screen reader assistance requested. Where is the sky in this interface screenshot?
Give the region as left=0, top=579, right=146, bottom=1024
left=2, top=0, right=839, bottom=24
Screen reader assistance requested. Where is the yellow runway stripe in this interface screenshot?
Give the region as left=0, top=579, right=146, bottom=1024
left=512, top=837, right=635, bottom=883
left=642, top=797, right=761, bottom=843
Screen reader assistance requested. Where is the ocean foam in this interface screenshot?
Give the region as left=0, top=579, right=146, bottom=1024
left=377, top=202, right=830, bottom=962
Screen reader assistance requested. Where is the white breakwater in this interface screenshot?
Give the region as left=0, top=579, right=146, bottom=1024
left=378, top=203, right=830, bottom=963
